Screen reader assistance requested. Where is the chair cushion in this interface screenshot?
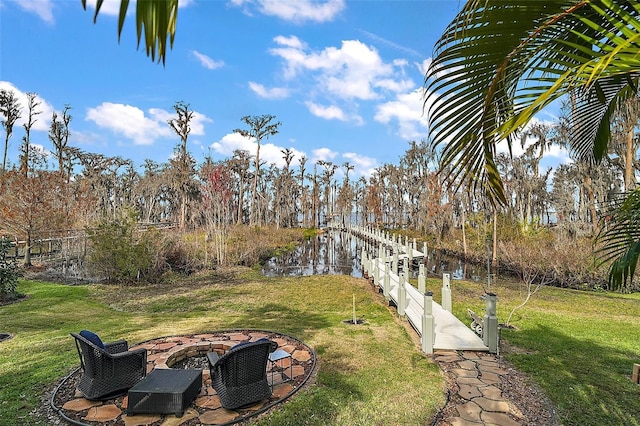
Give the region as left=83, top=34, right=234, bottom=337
left=80, top=330, right=105, bottom=349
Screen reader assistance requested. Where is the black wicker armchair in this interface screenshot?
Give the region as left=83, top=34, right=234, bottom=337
left=71, top=331, right=147, bottom=400
left=207, top=339, right=277, bottom=409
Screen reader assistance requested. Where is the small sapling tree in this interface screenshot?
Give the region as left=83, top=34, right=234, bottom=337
left=0, top=237, right=19, bottom=301
left=499, top=232, right=557, bottom=327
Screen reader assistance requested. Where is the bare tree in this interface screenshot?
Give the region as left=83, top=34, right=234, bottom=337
left=499, top=237, right=557, bottom=327
left=49, top=105, right=73, bottom=180
left=19, top=93, right=41, bottom=177
left=234, top=115, right=281, bottom=226
left=0, top=89, right=22, bottom=175
left=167, top=101, right=197, bottom=229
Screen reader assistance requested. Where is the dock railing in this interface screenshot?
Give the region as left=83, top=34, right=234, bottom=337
left=334, top=223, right=497, bottom=354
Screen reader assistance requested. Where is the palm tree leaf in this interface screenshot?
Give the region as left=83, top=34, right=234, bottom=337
left=596, top=188, right=640, bottom=290
left=83, top=0, right=178, bottom=64
left=425, top=0, right=640, bottom=205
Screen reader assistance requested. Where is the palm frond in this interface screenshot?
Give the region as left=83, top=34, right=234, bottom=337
left=425, top=0, right=640, bottom=205
left=82, top=0, right=178, bottom=64
left=596, top=188, right=640, bottom=291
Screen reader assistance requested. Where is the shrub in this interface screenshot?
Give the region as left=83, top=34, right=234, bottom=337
left=87, top=211, right=156, bottom=283
left=0, top=237, right=20, bottom=300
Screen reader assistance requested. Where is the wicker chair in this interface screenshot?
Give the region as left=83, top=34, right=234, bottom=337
left=207, top=339, right=277, bottom=409
left=71, top=331, right=147, bottom=400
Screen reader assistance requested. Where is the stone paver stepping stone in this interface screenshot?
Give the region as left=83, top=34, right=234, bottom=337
left=62, top=398, right=101, bottom=411
left=436, top=353, right=462, bottom=363
left=479, top=385, right=502, bottom=399
left=458, top=360, right=477, bottom=370
left=481, top=366, right=509, bottom=375
left=473, top=397, right=510, bottom=413
left=199, top=408, right=239, bottom=424
left=84, top=404, right=122, bottom=422
left=291, top=364, right=306, bottom=378
left=453, top=368, right=479, bottom=378
left=456, top=377, right=484, bottom=386
left=273, top=383, right=295, bottom=398
left=481, top=411, right=522, bottom=426
left=159, top=408, right=199, bottom=426
left=123, top=413, right=163, bottom=426
left=195, top=395, right=222, bottom=409
left=458, top=383, right=482, bottom=400
left=457, top=401, right=482, bottom=422
left=478, top=372, right=501, bottom=385
left=292, top=350, right=311, bottom=362
left=448, top=417, right=483, bottom=425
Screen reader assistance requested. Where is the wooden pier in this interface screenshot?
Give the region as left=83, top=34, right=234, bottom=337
left=334, top=224, right=496, bottom=354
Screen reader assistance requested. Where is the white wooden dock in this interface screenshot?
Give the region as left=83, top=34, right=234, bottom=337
left=337, top=224, right=495, bottom=353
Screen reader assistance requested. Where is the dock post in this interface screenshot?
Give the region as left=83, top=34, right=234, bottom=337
left=423, top=242, right=427, bottom=258
left=421, top=291, right=434, bottom=354
left=383, top=264, right=390, bottom=301
left=392, top=250, right=399, bottom=275
left=372, top=256, right=379, bottom=287
left=418, top=264, right=426, bottom=293
left=483, top=293, right=498, bottom=353
left=442, top=273, right=452, bottom=312
left=398, top=272, right=406, bottom=318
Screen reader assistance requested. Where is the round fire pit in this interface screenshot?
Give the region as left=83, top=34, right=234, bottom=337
left=52, top=330, right=317, bottom=426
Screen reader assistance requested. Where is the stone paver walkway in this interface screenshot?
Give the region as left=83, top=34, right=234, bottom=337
left=433, top=350, right=531, bottom=426
left=53, top=330, right=316, bottom=425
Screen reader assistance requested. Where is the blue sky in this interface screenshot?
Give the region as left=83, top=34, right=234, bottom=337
left=1, top=0, right=569, bottom=180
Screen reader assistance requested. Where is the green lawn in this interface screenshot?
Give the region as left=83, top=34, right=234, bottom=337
left=3, top=270, right=640, bottom=425
left=0, top=269, right=443, bottom=426
left=429, top=277, right=640, bottom=426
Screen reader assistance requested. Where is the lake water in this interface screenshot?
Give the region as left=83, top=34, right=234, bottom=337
left=261, top=229, right=492, bottom=282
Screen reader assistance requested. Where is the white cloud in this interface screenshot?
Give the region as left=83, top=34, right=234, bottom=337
left=361, top=30, right=423, bottom=59
left=342, top=152, right=377, bottom=178
left=83, top=0, right=122, bottom=16
left=83, top=0, right=194, bottom=16
left=210, top=132, right=304, bottom=167
left=0, top=81, right=55, bottom=132
left=192, top=51, right=225, bottom=70
left=310, top=147, right=337, bottom=163
left=273, top=35, right=306, bottom=49
left=374, top=88, right=428, bottom=140
left=270, top=37, right=413, bottom=103
left=190, top=112, right=213, bottom=136
left=248, top=82, right=290, bottom=99
left=231, top=0, right=345, bottom=23
left=305, top=101, right=346, bottom=121
left=86, top=102, right=173, bottom=145
left=14, top=0, right=55, bottom=23
left=417, top=59, right=431, bottom=75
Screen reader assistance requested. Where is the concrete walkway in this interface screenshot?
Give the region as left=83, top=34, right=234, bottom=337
left=434, top=351, right=523, bottom=425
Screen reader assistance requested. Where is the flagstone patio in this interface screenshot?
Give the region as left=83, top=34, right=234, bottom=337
left=52, top=330, right=316, bottom=425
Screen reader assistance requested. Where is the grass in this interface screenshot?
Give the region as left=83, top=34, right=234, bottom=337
left=425, top=276, right=640, bottom=426
left=4, top=268, right=640, bottom=425
left=0, top=268, right=444, bottom=426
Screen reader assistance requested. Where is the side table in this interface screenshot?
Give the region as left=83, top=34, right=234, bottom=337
left=268, top=349, right=293, bottom=389
left=127, top=369, right=202, bottom=417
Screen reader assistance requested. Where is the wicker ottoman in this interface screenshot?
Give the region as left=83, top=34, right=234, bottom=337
left=127, top=369, right=202, bottom=417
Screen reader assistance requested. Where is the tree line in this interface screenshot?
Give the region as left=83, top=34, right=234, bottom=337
left=2, top=87, right=635, bottom=271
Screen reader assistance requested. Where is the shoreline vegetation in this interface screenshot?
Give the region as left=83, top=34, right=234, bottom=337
left=1, top=227, right=639, bottom=425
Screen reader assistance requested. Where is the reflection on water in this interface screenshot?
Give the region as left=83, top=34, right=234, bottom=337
left=262, top=230, right=491, bottom=281
left=262, top=231, right=363, bottom=277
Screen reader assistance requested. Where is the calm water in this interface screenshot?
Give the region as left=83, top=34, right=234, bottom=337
left=262, top=230, right=491, bottom=281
